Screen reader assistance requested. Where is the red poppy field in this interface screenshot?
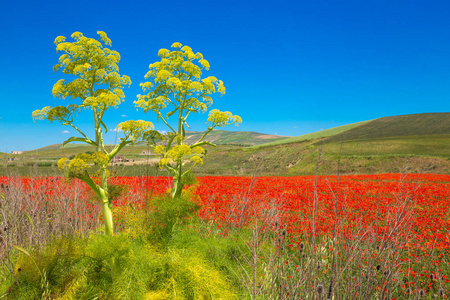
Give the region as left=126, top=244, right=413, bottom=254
left=1, top=173, right=449, bottom=298
left=112, top=173, right=450, bottom=297
left=107, top=174, right=449, bottom=251
left=2, top=173, right=449, bottom=252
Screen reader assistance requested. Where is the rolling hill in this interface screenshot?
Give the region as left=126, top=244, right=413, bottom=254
left=195, top=113, right=450, bottom=176
left=2, top=113, right=449, bottom=176
left=134, top=130, right=291, bottom=147
left=3, top=130, right=291, bottom=163
left=322, top=113, right=450, bottom=143
left=250, top=120, right=370, bottom=148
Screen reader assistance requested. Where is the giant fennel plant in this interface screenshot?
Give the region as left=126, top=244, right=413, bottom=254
left=33, top=31, right=154, bottom=235
left=135, top=42, right=242, bottom=198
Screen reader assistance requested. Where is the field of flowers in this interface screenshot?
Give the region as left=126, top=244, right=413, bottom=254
left=1, top=173, right=449, bottom=298
left=107, top=174, right=450, bottom=249
left=2, top=173, right=449, bottom=254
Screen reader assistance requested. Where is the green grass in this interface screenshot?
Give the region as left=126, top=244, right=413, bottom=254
left=193, top=132, right=450, bottom=176
left=321, top=134, right=450, bottom=157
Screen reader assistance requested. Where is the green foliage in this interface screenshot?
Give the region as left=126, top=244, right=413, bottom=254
left=180, top=170, right=197, bottom=186
left=2, top=222, right=239, bottom=299
left=107, top=183, right=129, bottom=201
left=36, top=162, right=55, bottom=167
left=146, top=186, right=202, bottom=247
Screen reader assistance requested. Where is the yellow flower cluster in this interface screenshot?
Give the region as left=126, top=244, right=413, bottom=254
left=158, top=48, right=170, bottom=57
left=134, top=94, right=169, bottom=113
left=52, top=79, right=66, bottom=98
left=167, top=77, right=182, bottom=88
left=207, top=109, right=242, bottom=127
left=58, top=152, right=110, bottom=177
left=154, top=145, right=165, bottom=155
left=188, top=81, right=203, bottom=92
left=49, top=31, right=130, bottom=109
left=155, top=70, right=172, bottom=84
left=83, top=91, right=122, bottom=109
left=117, top=120, right=154, bottom=142
left=137, top=43, right=228, bottom=117
left=97, top=31, right=112, bottom=46
left=139, top=81, right=154, bottom=92
left=155, top=144, right=205, bottom=168
left=171, top=42, right=182, bottom=48
left=32, top=106, right=52, bottom=121
left=199, top=59, right=210, bottom=70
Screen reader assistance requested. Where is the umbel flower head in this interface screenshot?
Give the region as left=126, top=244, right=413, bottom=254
left=58, top=152, right=110, bottom=177
left=155, top=144, right=206, bottom=168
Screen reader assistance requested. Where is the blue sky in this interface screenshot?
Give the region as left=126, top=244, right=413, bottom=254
left=1, top=0, right=449, bottom=151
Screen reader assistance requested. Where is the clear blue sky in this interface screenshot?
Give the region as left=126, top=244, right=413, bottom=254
left=1, top=0, right=449, bottom=151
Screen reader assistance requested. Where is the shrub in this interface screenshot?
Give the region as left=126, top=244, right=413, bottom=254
left=4, top=228, right=238, bottom=299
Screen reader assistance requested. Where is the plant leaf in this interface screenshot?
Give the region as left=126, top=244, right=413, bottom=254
left=191, top=141, right=216, bottom=148
left=166, top=107, right=178, bottom=119
left=63, top=137, right=98, bottom=147
left=14, top=245, right=30, bottom=257
left=100, top=119, right=108, bottom=133
left=26, top=213, right=33, bottom=225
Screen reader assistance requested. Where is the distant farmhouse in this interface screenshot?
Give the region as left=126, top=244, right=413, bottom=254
left=11, top=151, right=23, bottom=154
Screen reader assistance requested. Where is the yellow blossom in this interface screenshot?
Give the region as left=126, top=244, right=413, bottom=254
left=171, top=42, right=182, bottom=48
left=154, top=145, right=165, bottom=155
left=158, top=48, right=169, bottom=57
left=190, top=155, right=203, bottom=165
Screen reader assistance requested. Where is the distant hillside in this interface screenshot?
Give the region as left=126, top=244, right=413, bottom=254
left=30, top=144, right=64, bottom=152
left=194, top=113, right=450, bottom=176
left=323, top=113, right=450, bottom=143
left=252, top=120, right=370, bottom=148
left=130, top=130, right=290, bottom=147
left=26, top=130, right=291, bottom=153
left=183, top=130, right=289, bottom=146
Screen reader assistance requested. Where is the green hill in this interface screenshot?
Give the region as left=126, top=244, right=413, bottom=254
left=323, top=113, right=450, bottom=143
left=252, top=120, right=370, bottom=148
left=183, top=130, right=289, bottom=146
left=195, top=113, right=450, bottom=176
left=10, top=130, right=290, bottom=160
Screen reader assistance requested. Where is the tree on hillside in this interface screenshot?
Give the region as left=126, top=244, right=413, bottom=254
left=32, top=31, right=154, bottom=236
left=135, top=43, right=241, bottom=198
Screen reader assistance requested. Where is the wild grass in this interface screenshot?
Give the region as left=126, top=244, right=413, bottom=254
left=322, top=135, right=450, bottom=157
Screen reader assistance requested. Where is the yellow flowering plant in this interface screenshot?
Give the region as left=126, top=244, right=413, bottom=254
left=32, top=31, right=156, bottom=236
left=136, top=43, right=241, bottom=198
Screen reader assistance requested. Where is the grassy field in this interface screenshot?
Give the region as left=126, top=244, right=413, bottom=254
left=321, top=134, right=450, bottom=157
left=192, top=133, right=450, bottom=176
